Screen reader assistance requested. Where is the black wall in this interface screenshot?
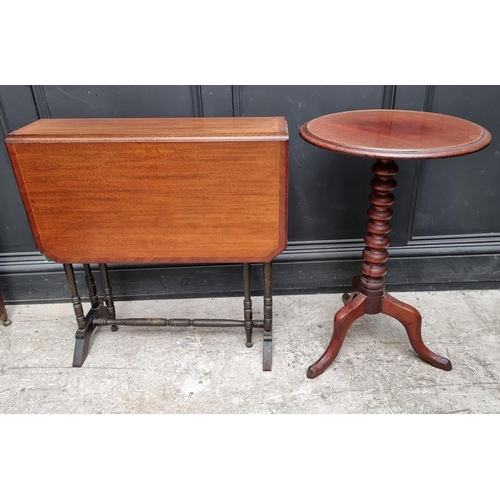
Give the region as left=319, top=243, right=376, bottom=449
left=1, top=85, right=500, bottom=303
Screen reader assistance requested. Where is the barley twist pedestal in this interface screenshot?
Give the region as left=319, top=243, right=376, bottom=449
left=300, top=109, right=492, bottom=379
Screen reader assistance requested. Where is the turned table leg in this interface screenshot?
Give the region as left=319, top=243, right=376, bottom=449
left=243, top=262, right=273, bottom=370
left=83, top=264, right=100, bottom=309
left=99, top=264, right=118, bottom=332
left=262, top=262, right=273, bottom=371
left=307, top=159, right=452, bottom=378
left=243, top=263, right=254, bottom=348
left=64, top=264, right=109, bottom=367
left=64, top=263, right=89, bottom=366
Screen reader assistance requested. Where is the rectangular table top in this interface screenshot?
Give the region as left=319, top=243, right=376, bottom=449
left=7, top=117, right=289, bottom=142
left=6, top=117, right=289, bottom=264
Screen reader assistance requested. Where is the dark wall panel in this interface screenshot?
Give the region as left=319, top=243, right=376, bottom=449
left=413, top=86, right=500, bottom=237
left=393, top=85, right=428, bottom=111
left=0, top=87, right=38, bottom=253
left=1, top=85, right=500, bottom=303
left=200, top=85, right=234, bottom=117
left=0, top=85, right=39, bottom=130
left=0, top=130, right=38, bottom=253
left=43, top=85, right=196, bottom=118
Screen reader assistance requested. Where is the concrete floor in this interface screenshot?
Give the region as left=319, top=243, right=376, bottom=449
left=1, top=289, right=499, bottom=413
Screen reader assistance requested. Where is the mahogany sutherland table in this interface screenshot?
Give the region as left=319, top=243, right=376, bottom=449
left=300, top=109, right=491, bottom=379
left=6, top=117, right=289, bottom=371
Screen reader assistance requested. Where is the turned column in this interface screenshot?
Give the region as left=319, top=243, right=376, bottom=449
left=359, top=159, right=398, bottom=313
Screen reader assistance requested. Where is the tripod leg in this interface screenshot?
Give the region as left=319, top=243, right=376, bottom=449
left=307, top=293, right=367, bottom=379
left=381, top=293, right=452, bottom=371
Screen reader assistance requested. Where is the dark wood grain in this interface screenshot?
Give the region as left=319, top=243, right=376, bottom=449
left=6, top=118, right=289, bottom=263
left=300, top=109, right=491, bottom=159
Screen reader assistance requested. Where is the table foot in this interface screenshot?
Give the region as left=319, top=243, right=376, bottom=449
left=72, top=304, right=108, bottom=367
left=263, top=337, right=272, bottom=371
left=381, top=293, right=452, bottom=371
left=307, top=293, right=367, bottom=379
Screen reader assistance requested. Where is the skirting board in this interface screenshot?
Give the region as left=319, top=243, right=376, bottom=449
left=1, top=254, right=500, bottom=304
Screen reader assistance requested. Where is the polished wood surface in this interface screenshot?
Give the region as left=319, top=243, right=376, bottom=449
left=7, top=117, right=289, bottom=142
left=300, top=109, right=492, bottom=159
left=7, top=118, right=288, bottom=264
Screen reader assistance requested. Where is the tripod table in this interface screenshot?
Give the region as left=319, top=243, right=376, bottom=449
left=300, top=109, right=491, bottom=379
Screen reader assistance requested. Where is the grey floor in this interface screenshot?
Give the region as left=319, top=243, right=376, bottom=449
left=1, top=289, right=500, bottom=413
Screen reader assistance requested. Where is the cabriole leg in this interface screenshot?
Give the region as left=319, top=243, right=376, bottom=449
left=307, top=294, right=367, bottom=379
left=381, top=293, right=452, bottom=371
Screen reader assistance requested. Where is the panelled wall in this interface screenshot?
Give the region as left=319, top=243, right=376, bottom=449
left=1, top=85, right=499, bottom=303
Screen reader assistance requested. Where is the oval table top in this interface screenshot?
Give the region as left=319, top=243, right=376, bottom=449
left=300, top=109, right=492, bottom=160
